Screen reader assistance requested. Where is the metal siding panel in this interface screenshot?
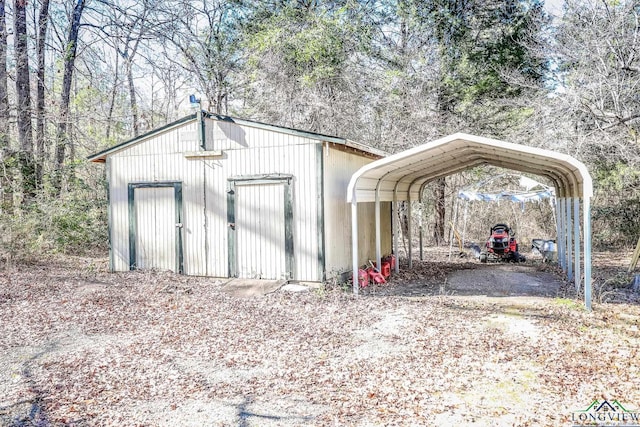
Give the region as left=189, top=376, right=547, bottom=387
left=159, top=187, right=174, bottom=270
left=179, top=122, right=199, bottom=151
left=274, top=184, right=288, bottom=278
left=182, top=160, right=206, bottom=276
left=135, top=151, right=207, bottom=276
left=216, top=125, right=319, bottom=281
left=108, top=119, right=324, bottom=280
left=235, top=185, right=252, bottom=277
left=109, top=137, right=207, bottom=276
left=134, top=187, right=150, bottom=269
left=106, top=158, right=114, bottom=271
left=292, top=143, right=319, bottom=281
left=323, top=147, right=390, bottom=277
left=135, top=187, right=177, bottom=271
left=236, top=185, right=253, bottom=277
left=323, top=148, right=351, bottom=275
left=206, top=160, right=228, bottom=277
left=110, top=157, right=129, bottom=271
left=235, top=182, right=286, bottom=279
left=316, top=143, right=325, bottom=280
left=112, top=158, right=122, bottom=271
left=123, top=157, right=138, bottom=269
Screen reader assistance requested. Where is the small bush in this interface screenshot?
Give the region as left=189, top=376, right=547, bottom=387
left=0, top=188, right=107, bottom=263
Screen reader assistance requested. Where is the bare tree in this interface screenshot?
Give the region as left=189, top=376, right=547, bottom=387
left=0, top=0, right=11, bottom=212
left=550, top=0, right=640, bottom=243
left=35, top=0, right=50, bottom=189
left=119, top=3, right=151, bottom=136
left=555, top=0, right=640, bottom=147
left=95, top=0, right=168, bottom=136
left=0, top=0, right=7, bottom=150
left=105, top=44, right=120, bottom=140
left=159, top=0, right=246, bottom=114
left=53, top=0, right=86, bottom=194
left=14, top=0, right=35, bottom=204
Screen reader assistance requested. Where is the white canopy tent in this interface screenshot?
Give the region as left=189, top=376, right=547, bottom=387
left=457, top=173, right=555, bottom=203
left=347, top=133, right=594, bottom=309
left=454, top=174, right=555, bottom=255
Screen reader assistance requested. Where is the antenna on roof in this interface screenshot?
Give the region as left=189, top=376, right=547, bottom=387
left=190, top=94, right=205, bottom=149
left=189, top=94, right=201, bottom=110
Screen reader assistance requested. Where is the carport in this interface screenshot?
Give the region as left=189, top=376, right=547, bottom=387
left=347, top=133, right=594, bottom=309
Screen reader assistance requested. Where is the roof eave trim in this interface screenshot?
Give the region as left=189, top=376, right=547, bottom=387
left=88, top=111, right=384, bottom=162
left=205, top=112, right=347, bottom=144
left=87, top=114, right=198, bottom=162
left=205, top=114, right=385, bottom=157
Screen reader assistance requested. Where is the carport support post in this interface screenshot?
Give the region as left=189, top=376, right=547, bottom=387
left=557, top=198, right=566, bottom=272
left=375, top=188, right=382, bottom=271
left=462, top=201, right=468, bottom=247
left=351, top=196, right=359, bottom=295
left=408, top=198, right=413, bottom=268
left=393, top=190, right=399, bottom=274
left=559, top=197, right=567, bottom=274
left=584, top=196, right=592, bottom=310
left=448, top=197, right=459, bottom=261
left=574, top=198, right=581, bottom=294
left=566, top=198, right=573, bottom=281
left=554, top=197, right=560, bottom=266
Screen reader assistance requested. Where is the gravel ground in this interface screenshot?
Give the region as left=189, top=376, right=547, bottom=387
left=1, top=255, right=640, bottom=426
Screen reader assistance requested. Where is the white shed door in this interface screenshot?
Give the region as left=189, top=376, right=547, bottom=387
left=236, top=183, right=286, bottom=279
left=135, top=187, right=177, bottom=271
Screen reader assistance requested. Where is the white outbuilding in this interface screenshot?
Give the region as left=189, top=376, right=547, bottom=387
left=89, top=111, right=391, bottom=282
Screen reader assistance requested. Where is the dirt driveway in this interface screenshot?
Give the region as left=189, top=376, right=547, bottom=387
left=1, top=256, right=639, bottom=426
left=362, top=260, right=565, bottom=299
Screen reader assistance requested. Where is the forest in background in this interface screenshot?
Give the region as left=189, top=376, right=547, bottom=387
left=0, top=0, right=638, bottom=261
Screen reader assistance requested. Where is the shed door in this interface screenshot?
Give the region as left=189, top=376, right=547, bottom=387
left=132, top=185, right=182, bottom=272
left=235, top=182, right=287, bottom=279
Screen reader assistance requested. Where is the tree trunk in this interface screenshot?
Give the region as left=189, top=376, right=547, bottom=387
left=53, top=0, right=85, bottom=194
left=0, top=0, right=7, bottom=149
left=126, top=58, right=139, bottom=136
left=36, top=0, right=50, bottom=189
left=14, top=0, right=35, bottom=205
left=433, top=177, right=446, bottom=245
left=105, top=52, right=120, bottom=140
left=0, top=0, right=11, bottom=212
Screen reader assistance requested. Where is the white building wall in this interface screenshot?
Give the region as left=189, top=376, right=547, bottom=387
left=323, top=145, right=391, bottom=277
left=108, top=121, right=206, bottom=275
left=202, top=118, right=321, bottom=281
left=107, top=117, right=325, bottom=281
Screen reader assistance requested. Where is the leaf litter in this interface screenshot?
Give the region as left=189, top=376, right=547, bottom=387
left=1, top=254, right=640, bottom=426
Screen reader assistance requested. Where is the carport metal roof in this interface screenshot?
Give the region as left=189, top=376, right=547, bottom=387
left=347, top=133, right=592, bottom=203
left=347, top=133, right=594, bottom=309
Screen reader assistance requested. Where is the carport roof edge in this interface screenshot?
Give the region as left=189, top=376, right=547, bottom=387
left=347, top=133, right=593, bottom=202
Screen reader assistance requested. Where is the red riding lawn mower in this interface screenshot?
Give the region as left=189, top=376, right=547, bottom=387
left=479, top=223, right=526, bottom=263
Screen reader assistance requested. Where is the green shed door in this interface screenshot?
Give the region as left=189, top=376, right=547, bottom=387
left=235, top=182, right=286, bottom=279
left=129, top=182, right=183, bottom=273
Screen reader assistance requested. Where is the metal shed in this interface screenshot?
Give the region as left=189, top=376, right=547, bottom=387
left=89, top=111, right=391, bottom=283
left=347, top=133, right=594, bottom=309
